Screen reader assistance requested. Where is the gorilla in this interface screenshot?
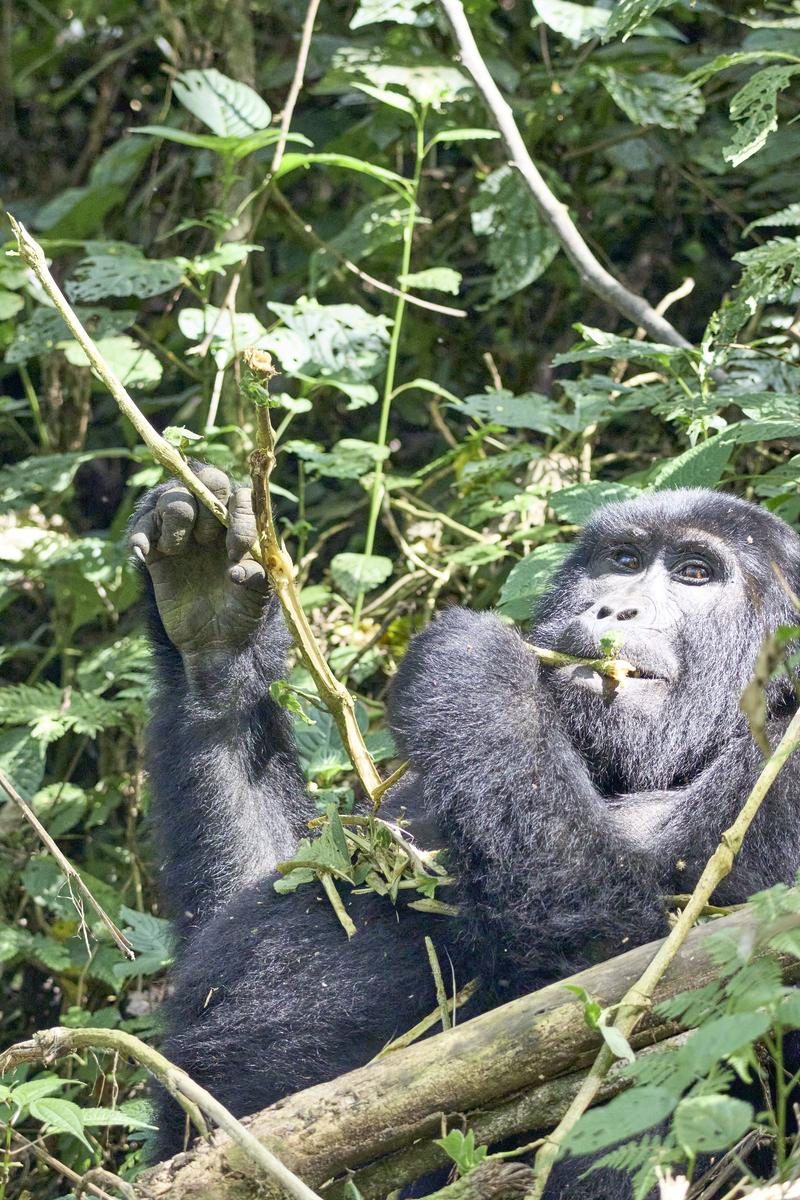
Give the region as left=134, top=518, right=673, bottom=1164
left=131, top=468, right=800, bottom=1189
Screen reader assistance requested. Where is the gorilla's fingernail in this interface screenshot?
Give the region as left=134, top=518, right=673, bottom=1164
left=230, top=565, right=245, bottom=583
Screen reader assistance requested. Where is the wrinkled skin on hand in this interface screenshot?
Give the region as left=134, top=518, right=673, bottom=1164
left=129, top=465, right=268, bottom=664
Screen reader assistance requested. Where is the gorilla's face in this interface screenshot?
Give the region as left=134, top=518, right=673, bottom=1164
left=533, top=490, right=800, bottom=794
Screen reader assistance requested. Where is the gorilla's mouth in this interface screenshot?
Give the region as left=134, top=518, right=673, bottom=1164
left=558, top=662, right=668, bottom=695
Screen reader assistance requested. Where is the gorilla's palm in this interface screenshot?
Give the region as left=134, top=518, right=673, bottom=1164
left=130, top=466, right=268, bottom=664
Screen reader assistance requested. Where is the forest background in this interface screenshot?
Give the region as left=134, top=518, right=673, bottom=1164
left=3, top=0, right=800, bottom=1195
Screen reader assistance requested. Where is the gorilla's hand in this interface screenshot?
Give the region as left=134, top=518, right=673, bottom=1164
left=130, top=466, right=268, bottom=664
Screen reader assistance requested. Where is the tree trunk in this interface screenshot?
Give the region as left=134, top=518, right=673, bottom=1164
left=139, top=908, right=798, bottom=1200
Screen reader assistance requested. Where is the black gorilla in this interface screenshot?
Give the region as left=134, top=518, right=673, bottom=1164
left=131, top=470, right=800, bottom=1185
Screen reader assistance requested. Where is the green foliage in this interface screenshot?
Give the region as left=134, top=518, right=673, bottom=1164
left=562, top=879, right=800, bottom=1192
left=3, top=0, right=800, bottom=1190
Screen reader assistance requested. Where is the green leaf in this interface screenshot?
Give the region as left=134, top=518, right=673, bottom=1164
left=5, top=306, right=136, bottom=366
left=0, top=289, right=24, bottom=319
left=549, top=482, right=640, bottom=525
left=434, top=1129, right=488, bottom=1174
left=398, top=267, right=461, bottom=294
left=554, top=326, right=689, bottom=366
left=80, top=1106, right=157, bottom=1130
left=593, top=67, right=704, bottom=132
left=29, top=1096, right=93, bottom=1150
left=687, top=1012, right=770, bottom=1073
left=132, top=124, right=305, bottom=160
left=32, top=184, right=127, bottom=238
left=310, top=196, right=408, bottom=291
left=457, top=389, right=568, bottom=436
left=351, top=82, right=416, bottom=115
left=743, top=202, right=800, bottom=236
left=12, top=1077, right=71, bottom=1107
left=284, top=438, right=389, bottom=481
left=275, top=152, right=412, bottom=197
left=649, top=437, right=733, bottom=490
left=113, top=905, right=174, bottom=979
left=350, top=0, right=431, bottom=28
left=603, top=0, right=673, bottom=40
left=265, top=298, right=391, bottom=384
left=0, top=729, right=45, bottom=802
left=428, top=128, right=501, bottom=148
left=534, top=0, right=609, bottom=42
left=471, top=166, right=559, bottom=304
left=724, top=65, right=800, bottom=168
left=673, top=1095, right=753, bottom=1154
left=172, top=68, right=272, bottom=136
left=63, top=334, right=162, bottom=390
left=66, top=246, right=184, bottom=302
left=330, top=553, right=393, bottom=601
left=178, top=304, right=267, bottom=369
left=564, top=1086, right=676, bottom=1156
left=598, top=1020, right=635, bottom=1064
left=498, top=544, right=572, bottom=621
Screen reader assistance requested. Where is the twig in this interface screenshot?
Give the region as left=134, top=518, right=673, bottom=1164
left=0, top=770, right=134, bottom=959
left=374, top=977, right=480, bottom=1057
left=244, top=351, right=384, bottom=803
left=527, top=643, right=636, bottom=685
left=436, top=0, right=691, bottom=349
left=271, top=188, right=466, bottom=318
left=0, top=1027, right=322, bottom=1200
left=271, top=0, right=322, bottom=176
left=528, top=704, right=800, bottom=1198
left=425, top=936, right=452, bottom=1031
left=8, top=1131, right=124, bottom=1200
left=7, top=217, right=235, bottom=540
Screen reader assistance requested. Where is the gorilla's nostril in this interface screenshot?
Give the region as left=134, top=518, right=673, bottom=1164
left=597, top=606, right=612, bottom=619
left=616, top=608, right=638, bottom=621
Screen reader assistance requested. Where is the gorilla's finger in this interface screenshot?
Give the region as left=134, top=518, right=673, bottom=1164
left=226, top=488, right=258, bottom=562
left=229, top=558, right=267, bottom=591
left=193, top=466, right=231, bottom=545
left=129, top=508, right=159, bottom=560
left=156, top=487, right=197, bottom=556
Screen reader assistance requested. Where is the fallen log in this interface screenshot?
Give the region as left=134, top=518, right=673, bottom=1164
left=138, top=907, right=798, bottom=1200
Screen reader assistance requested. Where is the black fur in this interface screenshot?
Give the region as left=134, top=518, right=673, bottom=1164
left=141, top=488, right=800, bottom=1189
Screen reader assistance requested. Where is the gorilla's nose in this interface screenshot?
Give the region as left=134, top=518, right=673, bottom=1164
left=596, top=603, right=638, bottom=622
left=591, top=595, right=657, bottom=625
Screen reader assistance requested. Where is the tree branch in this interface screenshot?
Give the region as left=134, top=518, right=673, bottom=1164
left=0, top=1027, right=322, bottom=1200
left=131, top=907, right=799, bottom=1200
left=436, top=0, right=691, bottom=348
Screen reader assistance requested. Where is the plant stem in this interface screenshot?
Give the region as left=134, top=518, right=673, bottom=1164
left=352, top=110, right=427, bottom=628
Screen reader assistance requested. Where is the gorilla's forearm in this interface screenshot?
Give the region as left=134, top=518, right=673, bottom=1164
left=146, top=596, right=312, bottom=939
left=388, top=608, right=666, bottom=982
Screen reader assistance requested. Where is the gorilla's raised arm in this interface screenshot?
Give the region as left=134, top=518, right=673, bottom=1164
left=131, top=469, right=311, bottom=938
left=388, top=607, right=668, bottom=986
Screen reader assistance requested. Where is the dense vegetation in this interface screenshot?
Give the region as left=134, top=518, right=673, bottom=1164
left=2, top=0, right=800, bottom=1195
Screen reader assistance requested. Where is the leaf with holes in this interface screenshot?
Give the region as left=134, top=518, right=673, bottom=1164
left=173, top=68, right=271, bottom=136
left=471, top=166, right=559, bottom=304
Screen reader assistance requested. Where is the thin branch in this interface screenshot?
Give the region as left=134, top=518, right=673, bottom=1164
left=529, top=704, right=800, bottom=1198
left=271, top=0, right=322, bottom=176
left=0, top=770, right=134, bottom=959
left=271, top=188, right=466, bottom=318
left=8, top=1132, right=125, bottom=1200
left=436, top=0, right=691, bottom=348
left=245, top=351, right=384, bottom=802
left=0, top=1027, right=322, bottom=1200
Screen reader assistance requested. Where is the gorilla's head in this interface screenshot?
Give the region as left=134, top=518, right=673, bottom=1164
left=533, top=489, right=800, bottom=794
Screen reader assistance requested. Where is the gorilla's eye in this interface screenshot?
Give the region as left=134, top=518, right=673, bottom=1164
left=610, top=548, right=641, bottom=572
left=677, top=560, right=712, bottom=584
